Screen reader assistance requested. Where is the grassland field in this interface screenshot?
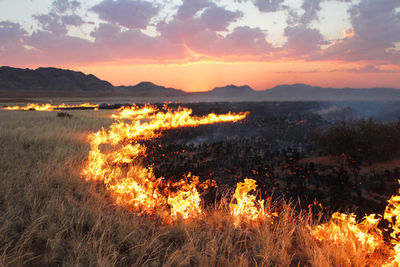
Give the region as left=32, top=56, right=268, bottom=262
left=0, top=108, right=394, bottom=266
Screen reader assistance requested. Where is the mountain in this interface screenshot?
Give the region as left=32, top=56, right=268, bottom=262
left=262, top=84, right=400, bottom=101
left=208, top=85, right=255, bottom=96
left=1, top=66, right=400, bottom=101
left=190, top=84, right=259, bottom=101
left=0, top=66, right=114, bottom=97
left=116, top=82, right=186, bottom=97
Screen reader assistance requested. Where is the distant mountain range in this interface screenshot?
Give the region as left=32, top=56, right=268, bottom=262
left=1, top=66, right=400, bottom=101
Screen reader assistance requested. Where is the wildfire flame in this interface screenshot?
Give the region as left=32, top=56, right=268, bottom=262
left=6, top=102, right=400, bottom=263
left=230, top=178, right=267, bottom=226
left=310, top=180, right=400, bottom=265
left=81, top=104, right=400, bottom=263
left=2, top=103, right=99, bottom=111
left=82, top=104, right=253, bottom=222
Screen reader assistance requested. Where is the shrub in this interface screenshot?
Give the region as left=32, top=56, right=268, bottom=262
left=57, top=112, right=72, bottom=118
left=310, top=119, right=400, bottom=162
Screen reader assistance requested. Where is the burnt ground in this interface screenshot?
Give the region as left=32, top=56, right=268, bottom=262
left=140, top=102, right=400, bottom=218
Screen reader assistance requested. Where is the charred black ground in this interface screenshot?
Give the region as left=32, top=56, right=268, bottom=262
left=137, top=102, right=400, bottom=217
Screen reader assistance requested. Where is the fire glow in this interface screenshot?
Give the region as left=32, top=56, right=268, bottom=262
left=81, top=104, right=253, bottom=222
left=2, top=103, right=99, bottom=111
left=310, top=182, right=400, bottom=266
left=79, top=104, right=400, bottom=264
left=82, top=105, right=400, bottom=266
left=6, top=102, right=399, bottom=263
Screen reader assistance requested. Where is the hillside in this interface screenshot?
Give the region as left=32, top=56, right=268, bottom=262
left=1, top=66, right=400, bottom=101
left=0, top=66, right=114, bottom=97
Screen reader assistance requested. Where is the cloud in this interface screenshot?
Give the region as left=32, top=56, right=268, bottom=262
left=33, top=13, right=68, bottom=36
left=235, top=0, right=287, bottom=12
left=321, top=0, right=400, bottom=62
left=90, top=22, right=121, bottom=41
left=61, top=14, right=84, bottom=26
left=91, top=0, right=159, bottom=29
left=299, top=0, right=321, bottom=25
left=332, top=65, right=399, bottom=73
left=0, top=21, right=27, bottom=45
left=90, top=23, right=188, bottom=60
left=6, top=21, right=188, bottom=66
left=0, top=22, right=40, bottom=66
left=158, top=0, right=272, bottom=57
left=200, top=5, right=243, bottom=31
left=283, top=24, right=329, bottom=56
left=4, top=0, right=398, bottom=67
left=175, top=0, right=212, bottom=19
left=2, top=0, right=273, bottom=65
left=275, top=70, right=320, bottom=74
left=186, top=26, right=273, bottom=57
left=53, top=0, right=81, bottom=13
left=33, top=0, right=85, bottom=36
left=25, top=30, right=100, bottom=63
left=286, top=0, right=352, bottom=26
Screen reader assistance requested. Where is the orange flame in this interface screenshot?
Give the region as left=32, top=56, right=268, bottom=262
left=82, top=104, right=249, bottom=221
left=311, top=180, right=400, bottom=265
left=2, top=103, right=99, bottom=111
left=230, top=178, right=268, bottom=226
left=7, top=102, right=400, bottom=263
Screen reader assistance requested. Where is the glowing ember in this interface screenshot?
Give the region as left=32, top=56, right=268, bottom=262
left=2, top=103, right=99, bottom=111
left=82, top=104, right=249, bottom=221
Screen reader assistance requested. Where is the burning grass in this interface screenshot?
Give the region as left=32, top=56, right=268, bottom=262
left=2, top=102, right=99, bottom=111
left=1, top=105, right=400, bottom=266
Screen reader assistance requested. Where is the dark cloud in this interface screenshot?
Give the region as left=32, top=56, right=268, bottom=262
left=33, top=13, right=68, bottom=36
left=253, top=0, right=287, bottom=12
left=53, top=0, right=81, bottom=13
left=0, top=21, right=38, bottom=66
left=300, top=0, right=321, bottom=25
left=287, top=0, right=352, bottom=26
left=33, top=0, right=85, bottom=36
left=200, top=5, right=243, bottom=31
left=235, top=0, right=287, bottom=12
left=33, top=13, right=84, bottom=36
left=175, top=0, right=211, bottom=19
left=0, top=21, right=27, bottom=45
left=61, top=14, right=84, bottom=26
left=90, top=22, right=121, bottom=41
left=91, top=0, right=159, bottom=29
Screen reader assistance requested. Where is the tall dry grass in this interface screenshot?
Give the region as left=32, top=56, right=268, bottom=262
left=0, top=110, right=389, bottom=266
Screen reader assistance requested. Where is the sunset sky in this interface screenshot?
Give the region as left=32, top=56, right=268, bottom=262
left=0, top=0, right=399, bottom=91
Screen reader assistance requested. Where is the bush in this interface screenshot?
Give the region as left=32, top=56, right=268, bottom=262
left=311, top=119, right=400, bottom=162
left=57, top=112, right=72, bottom=118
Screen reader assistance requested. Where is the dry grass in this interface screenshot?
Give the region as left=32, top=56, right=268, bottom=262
left=0, top=110, right=389, bottom=266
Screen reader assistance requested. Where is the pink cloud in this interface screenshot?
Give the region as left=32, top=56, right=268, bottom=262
left=91, top=0, right=159, bottom=29
left=158, top=0, right=272, bottom=57
left=283, top=25, right=329, bottom=56
left=1, top=0, right=399, bottom=67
